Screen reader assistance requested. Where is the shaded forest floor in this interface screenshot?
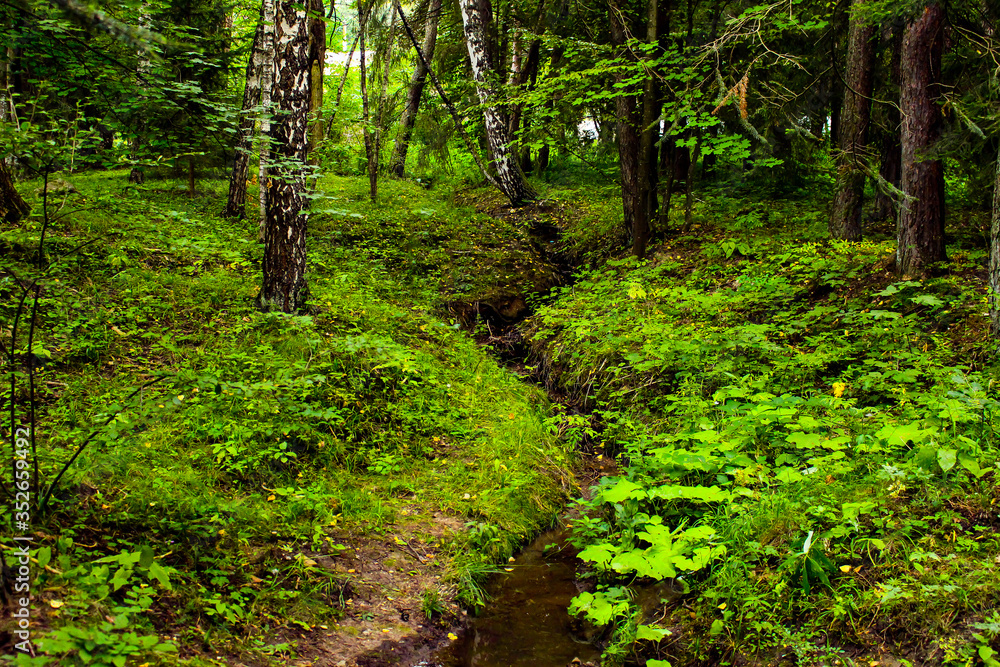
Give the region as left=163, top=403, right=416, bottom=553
left=2, top=167, right=1000, bottom=667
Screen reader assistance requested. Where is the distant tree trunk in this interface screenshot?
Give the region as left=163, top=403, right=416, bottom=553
left=897, top=2, right=946, bottom=275
left=828, top=0, right=876, bottom=241
left=506, top=38, right=541, bottom=172
left=257, top=0, right=311, bottom=313
left=326, top=30, right=361, bottom=134
left=308, top=0, right=326, bottom=165
left=990, top=146, right=1000, bottom=340
left=369, top=8, right=398, bottom=198
left=0, top=161, right=30, bottom=222
left=459, top=0, right=535, bottom=205
left=360, top=3, right=376, bottom=202
left=259, top=0, right=276, bottom=238
left=390, top=0, right=442, bottom=177
left=610, top=0, right=648, bottom=258
left=873, top=23, right=903, bottom=223
left=638, top=0, right=665, bottom=231
left=129, top=2, right=150, bottom=184
left=223, top=18, right=266, bottom=219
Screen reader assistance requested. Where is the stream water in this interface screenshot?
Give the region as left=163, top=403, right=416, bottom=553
left=429, top=528, right=602, bottom=667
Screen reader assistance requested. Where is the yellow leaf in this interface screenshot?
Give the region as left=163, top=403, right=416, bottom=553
left=267, top=494, right=276, bottom=502
left=49, top=600, right=64, bottom=608
left=832, top=382, right=846, bottom=398
left=447, top=633, right=458, bottom=641
left=717, top=603, right=727, bottom=610
left=840, top=565, right=852, bottom=573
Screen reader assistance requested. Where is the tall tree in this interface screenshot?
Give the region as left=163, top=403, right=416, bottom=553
left=389, top=0, right=442, bottom=177
left=897, top=1, right=946, bottom=275
left=259, top=0, right=276, bottom=235
left=828, top=0, right=876, bottom=241
left=609, top=0, right=649, bottom=258
left=257, top=0, right=312, bottom=313
left=307, top=0, right=326, bottom=162
left=872, top=22, right=902, bottom=223
left=223, top=17, right=266, bottom=219
left=128, top=2, right=150, bottom=184
left=459, top=0, right=535, bottom=205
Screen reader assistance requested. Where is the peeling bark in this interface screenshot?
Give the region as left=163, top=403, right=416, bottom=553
left=259, top=0, right=276, bottom=235
left=828, top=0, right=876, bottom=241
left=897, top=2, right=946, bottom=276
left=223, top=18, right=266, bottom=219
left=459, top=0, right=535, bottom=205
left=257, top=0, right=311, bottom=314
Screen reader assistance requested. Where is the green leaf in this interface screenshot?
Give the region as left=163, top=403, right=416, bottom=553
left=599, top=478, right=644, bottom=503
left=148, top=562, right=172, bottom=590
left=710, top=619, right=725, bottom=635
left=936, top=448, right=957, bottom=472
left=647, top=661, right=673, bottom=667
left=36, top=547, right=51, bottom=569
left=636, top=625, right=672, bottom=641
left=139, top=545, right=155, bottom=569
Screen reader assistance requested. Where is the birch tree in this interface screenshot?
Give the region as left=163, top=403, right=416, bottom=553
left=459, top=0, right=534, bottom=206
left=259, top=0, right=276, bottom=236
left=257, top=0, right=312, bottom=313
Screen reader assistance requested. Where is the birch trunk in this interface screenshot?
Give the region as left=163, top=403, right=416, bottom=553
left=897, top=2, right=946, bottom=275
left=257, top=0, right=312, bottom=313
left=828, top=0, right=876, bottom=241
left=360, top=3, right=376, bottom=202
left=259, top=0, right=276, bottom=236
left=389, top=0, right=442, bottom=177
left=459, top=0, right=534, bottom=205
left=223, top=18, right=266, bottom=219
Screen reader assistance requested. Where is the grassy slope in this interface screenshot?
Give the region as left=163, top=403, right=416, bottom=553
left=1, top=171, right=573, bottom=666
left=528, top=186, right=1000, bottom=666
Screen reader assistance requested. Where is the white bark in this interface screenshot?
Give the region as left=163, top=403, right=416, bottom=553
left=458, top=0, right=534, bottom=205
left=259, top=0, right=276, bottom=235
left=990, top=146, right=1000, bottom=340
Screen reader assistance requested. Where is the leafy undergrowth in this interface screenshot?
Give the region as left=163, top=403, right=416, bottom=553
left=1, top=170, right=572, bottom=666
left=529, top=192, right=1000, bottom=666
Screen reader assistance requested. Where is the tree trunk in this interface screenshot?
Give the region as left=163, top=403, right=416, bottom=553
left=990, top=145, right=1000, bottom=341
left=360, top=3, right=376, bottom=202
left=610, top=0, right=648, bottom=258
left=223, top=17, right=266, bottom=219
left=257, top=0, right=312, bottom=313
left=308, top=0, right=326, bottom=164
left=326, top=30, right=361, bottom=134
left=0, top=161, right=30, bottom=222
left=873, top=23, right=903, bottom=223
left=638, top=0, right=665, bottom=232
left=828, top=0, right=876, bottom=241
left=897, top=2, right=946, bottom=275
left=390, top=0, right=442, bottom=177
left=129, top=3, right=150, bottom=184
left=259, top=0, right=276, bottom=237
left=371, top=8, right=398, bottom=195
left=459, top=0, right=535, bottom=206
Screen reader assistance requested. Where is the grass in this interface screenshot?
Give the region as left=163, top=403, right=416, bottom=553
left=1, top=168, right=574, bottom=666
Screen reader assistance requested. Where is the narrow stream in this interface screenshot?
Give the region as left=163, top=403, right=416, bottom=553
left=430, top=529, right=602, bottom=667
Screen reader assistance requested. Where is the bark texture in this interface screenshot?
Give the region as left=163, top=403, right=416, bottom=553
left=128, top=3, right=150, bottom=184
left=897, top=2, right=946, bottom=275
left=308, top=0, right=326, bottom=162
left=223, top=18, right=266, bottom=219
left=873, top=23, right=903, bottom=222
left=610, top=0, right=648, bottom=258
left=257, top=0, right=311, bottom=313
left=389, top=0, right=441, bottom=177
left=0, top=160, right=30, bottom=222
left=459, top=0, right=535, bottom=205
left=259, top=0, right=276, bottom=231
left=828, top=0, right=876, bottom=241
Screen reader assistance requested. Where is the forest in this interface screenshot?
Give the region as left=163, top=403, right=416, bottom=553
left=1, top=0, right=1000, bottom=665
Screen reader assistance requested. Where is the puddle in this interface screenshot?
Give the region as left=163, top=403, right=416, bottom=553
left=430, top=528, right=601, bottom=667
